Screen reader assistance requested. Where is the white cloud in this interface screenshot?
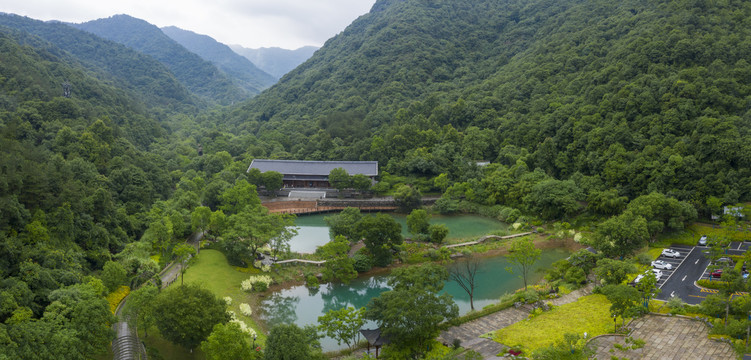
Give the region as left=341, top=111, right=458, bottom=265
left=2, top=0, right=375, bottom=49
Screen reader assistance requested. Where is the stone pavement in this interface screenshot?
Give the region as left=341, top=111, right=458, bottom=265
left=590, top=315, right=736, bottom=359
left=438, top=284, right=594, bottom=359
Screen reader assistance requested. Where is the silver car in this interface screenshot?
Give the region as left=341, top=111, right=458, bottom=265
left=651, top=260, right=673, bottom=270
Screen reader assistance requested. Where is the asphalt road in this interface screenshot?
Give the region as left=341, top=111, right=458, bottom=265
left=655, top=245, right=711, bottom=305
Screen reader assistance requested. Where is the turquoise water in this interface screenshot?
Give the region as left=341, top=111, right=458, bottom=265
left=288, top=213, right=507, bottom=253
left=259, top=248, right=570, bottom=351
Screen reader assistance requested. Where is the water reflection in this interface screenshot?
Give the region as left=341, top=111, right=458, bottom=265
left=261, top=292, right=300, bottom=325
left=259, top=248, right=571, bottom=352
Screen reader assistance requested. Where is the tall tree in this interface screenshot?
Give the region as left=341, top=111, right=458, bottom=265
left=317, top=306, right=365, bottom=350
left=201, top=322, right=261, bottom=360
left=152, top=283, right=228, bottom=350
left=264, top=323, right=324, bottom=360
left=393, top=184, right=422, bottom=212
left=356, top=213, right=403, bottom=267
left=172, top=243, right=196, bottom=285
left=505, top=237, right=541, bottom=290
left=366, top=263, right=458, bottom=357
left=123, top=283, right=158, bottom=338
left=406, top=208, right=430, bottom=235
left=592, top=211, right=649, bottom=258
left=449, top=255, right=481, bottom=311
left=328, top=167, right=351, bottom=191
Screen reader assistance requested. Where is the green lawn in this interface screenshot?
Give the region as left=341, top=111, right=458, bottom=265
left=654, top=223, right=750, bottom=247
left=181, top=249, right=267, bottom=345
left=491, top=294, right=621, bottom=353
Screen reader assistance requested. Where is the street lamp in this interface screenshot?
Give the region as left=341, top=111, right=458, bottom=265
left=613, top=314, right=617, bottom=333
left=253, top=333, right=257, bottom=348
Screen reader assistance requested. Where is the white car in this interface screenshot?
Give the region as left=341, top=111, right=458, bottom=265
left=699, top=235, right=708, bottom=246
left=634, top=269, right=662, bottom=283
left=662, top=249, right=680, bottom=258
left=651, top=260, right=673, bottom=270
left=652, top=269, right=663, bottom=280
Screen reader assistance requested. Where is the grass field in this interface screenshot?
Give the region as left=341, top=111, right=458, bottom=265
left=491, top=294, right=621, bottom=353
left=654, top=223, right=750, bottom=247
left=181, top=249, right=268, bottom=345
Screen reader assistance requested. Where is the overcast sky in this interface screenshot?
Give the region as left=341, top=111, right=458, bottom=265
left=3, top=0, right=377, bottom=49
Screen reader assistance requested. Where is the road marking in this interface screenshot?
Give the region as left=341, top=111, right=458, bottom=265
left=700, top=288, right=718, bottom=293
left=682, top=275, right=687, bottom=281
left=658, top=246, right=694, bottom=289
left=670, top=291, right=675, bottom=297
left=695, top=259, right=700, bottom=265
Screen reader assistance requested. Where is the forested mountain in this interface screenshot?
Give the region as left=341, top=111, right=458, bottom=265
left=0, top=22, right=185, bottom=357
left=229, top=45, right=319, bottom=79
left=228, top=0, right=751, bottom=211
left=74, top=15, right=249, bottom=105
left=0, top=13, right=198, bottom=109
left=161, top=26, right=277, bottom=94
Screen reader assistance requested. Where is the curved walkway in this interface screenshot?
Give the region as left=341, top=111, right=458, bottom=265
left=438, top=284, right=594, bottom=359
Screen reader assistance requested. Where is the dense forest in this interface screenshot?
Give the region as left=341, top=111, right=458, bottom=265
left=230, top=0, right=751, bottom=214
left=1, top=0, right=751, bottom=358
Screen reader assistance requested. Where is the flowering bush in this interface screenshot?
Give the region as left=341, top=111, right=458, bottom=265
left=241, top=275, right=273, bottom=292
left=512, top=223, right=522, bottom=230
left=261, top=265, right=271, bottom=272
left=227, top=310, right=238, bottom=320
left=230, top=318, right=257, bottom=337
left=239, top=303, right=252, bottom=316
left=106, top=286, right=130, bottom=314
left=253, top=260, right=262, bottom=269
left=223, top=296, right=232, bottom=306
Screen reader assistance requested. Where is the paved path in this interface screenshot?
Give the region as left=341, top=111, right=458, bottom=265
left=591, top=315, right=736, bottom=359
left=438, top=284, right=594, bottom=359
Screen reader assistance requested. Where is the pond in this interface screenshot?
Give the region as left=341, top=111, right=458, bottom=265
left=288, top=213, right=507, bottom=254
left=259, top=248, right=570, bottom=352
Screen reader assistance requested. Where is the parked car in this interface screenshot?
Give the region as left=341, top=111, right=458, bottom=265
left=651, top=260, right=673, bottom=270
left=715, top=257, right=734, bottom=266
left=710, top=269, right=723, bottom=278
left=699, top=235, right=708, bottom=246
left=634, top=269, right=662, bottom=283
left=652, top=269, right=663, bottom=280
left=662, top=249, right=681, bottom=258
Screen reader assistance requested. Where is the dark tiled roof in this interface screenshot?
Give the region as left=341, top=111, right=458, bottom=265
left=247, top=159, right=378, bottom=177
left=360, top=328, right=390, bottom=346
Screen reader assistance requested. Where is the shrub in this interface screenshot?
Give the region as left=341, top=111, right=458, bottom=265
left=564, top=267, right=586, bottom=285
left=241, top=275, right=273, bottom=292
left=666, top=296, right=686, bottom=315
left=306, top=275, right=320, bottom=288
left=239, top=303, right=252, bottom=317
left=106, top=285, right=130, bottom=314
left=428, top=224, right=449, bottom=244
left=635, top=253, right=652, bottom=265
left=697, top=279, right=727, bottom=289
left=352, top=253, right=373, bottom=272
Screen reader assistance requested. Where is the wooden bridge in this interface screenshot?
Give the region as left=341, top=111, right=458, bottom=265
left=442, top=232, right=533, bottom=249
left=263, top=199, right=398, bottom=215
left=274, top=259, right=326, bottom=266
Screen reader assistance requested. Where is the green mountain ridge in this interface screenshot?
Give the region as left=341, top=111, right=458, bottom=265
left=229, top=0, right=751, bottom=205
left=74, top=14, right=250, bottom=105
left=0, top=13, right=199, bottom=110
left=161, top=26, right=277, bottom=94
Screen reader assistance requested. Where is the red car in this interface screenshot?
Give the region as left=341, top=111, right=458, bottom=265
left=710, top=269, right=723, bottom=278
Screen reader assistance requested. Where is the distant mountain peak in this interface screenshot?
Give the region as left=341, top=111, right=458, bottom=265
left=160, top=26, right=276, bottom=90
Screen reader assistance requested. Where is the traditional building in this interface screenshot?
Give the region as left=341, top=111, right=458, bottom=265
left=247, top=159, right=378, bottom=188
